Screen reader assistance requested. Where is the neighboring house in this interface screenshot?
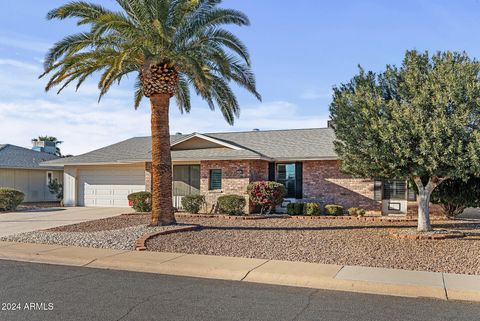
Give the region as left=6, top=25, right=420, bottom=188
left=42, top=127, right=434, bottom=217
left=0, top=144, right=63, bottom=202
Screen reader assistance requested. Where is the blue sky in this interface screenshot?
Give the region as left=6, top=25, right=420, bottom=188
left=1, top=0, right=480, bottom=154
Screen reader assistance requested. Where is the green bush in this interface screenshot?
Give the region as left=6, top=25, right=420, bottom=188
left=218, top=195, right=246, bottom=215
left=325, top=204, right=344, bottom=216
left=247, top=181, right=286, bottom=214
left=286, top=202, right=304, bottom=215
left=0, top=188, right=24, bottom=211
left=181, top=194, right=205, bottom=214
left=127, top=191, right=151, bottom=212
left=286, top=203, right=295, bottom=215
left=303, top=202, right=322, bottom=216
left=347, top=207, right=366, bottom=217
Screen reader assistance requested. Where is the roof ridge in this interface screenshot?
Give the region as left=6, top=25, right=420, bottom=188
left=131, top=127, right=332, bottom=139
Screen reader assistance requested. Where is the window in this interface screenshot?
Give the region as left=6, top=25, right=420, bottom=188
left=209, top=169, right=222, bottom=190
left=46, top=171, right=53, bottom=185
left=383, top=180, right=406, bottom=200
left=276, top=163, right=296, bottom=198
left=373, top=180, right=382, bottom=201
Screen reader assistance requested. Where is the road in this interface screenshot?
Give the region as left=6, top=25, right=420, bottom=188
left=0, top=260, right=479, bottom=321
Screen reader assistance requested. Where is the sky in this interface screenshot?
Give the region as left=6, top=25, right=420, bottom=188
left=2, top=0, right=480, bottom=155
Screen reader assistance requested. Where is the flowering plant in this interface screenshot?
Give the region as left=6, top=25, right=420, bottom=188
left=247, top=181, right=286, bottom=214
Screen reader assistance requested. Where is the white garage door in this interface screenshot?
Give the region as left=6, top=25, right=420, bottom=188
left=78, top=167, right=146, bottom=207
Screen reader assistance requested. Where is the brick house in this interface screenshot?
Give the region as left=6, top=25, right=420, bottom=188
left=44, top=127, right=432, bottom=217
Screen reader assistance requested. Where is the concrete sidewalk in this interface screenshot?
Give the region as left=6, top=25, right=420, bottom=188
left=0, top=241, right=478, bottom=303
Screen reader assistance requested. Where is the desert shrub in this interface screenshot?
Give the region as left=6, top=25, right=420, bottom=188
left=48, top=179, right=63, bottom=201
left=303, top=202, right=322, bottom=216
left=287, top=202, right=304, bottom=215
left=347, top=207, right=366, bottom=217
left=0, top=188, right=24, bottom=211
left=217, top=195, right=246, bottom=215
left=247, top=181, right=286, bottom=214
left=127, top=191, right=151, bottom=212
left=325, top=204, right=344, bottom=216
left=181, top=194, right=205, bottom=214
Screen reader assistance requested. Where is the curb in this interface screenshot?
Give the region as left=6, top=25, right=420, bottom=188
left=0, top=241, right=479, bottom=303
left=135, top=225, right=200, bottom=251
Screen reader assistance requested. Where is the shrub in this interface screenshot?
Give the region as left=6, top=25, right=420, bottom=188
left=286, top=202, right=304, bottom=215
left=181, top=194, right=205, bottom=214
left=127, top=191, right=151, bottom=212
left=325, top=204, right=344, bottom=216
left=348, top=207, right=366, bottom=217
left=48, top=179, right=63, bottom=201
left=286, top=203, right=296, bottom=215
left=304, top=202, right=322, bottom=216
left=0, top=188, right=24, bottom=211
left=217, top=195, right=246, bottom=215
left=247, top=181, right=286, bottom=214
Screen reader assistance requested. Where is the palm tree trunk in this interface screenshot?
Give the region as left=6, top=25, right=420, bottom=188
left=149, top=94, right=175, bottom=226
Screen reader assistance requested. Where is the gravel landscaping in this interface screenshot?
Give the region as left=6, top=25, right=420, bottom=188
left=146, top=217, right=480, bottom=275
left=0, top=214, right=187, bottom=250
left=47, top=214, right=150, bottom=232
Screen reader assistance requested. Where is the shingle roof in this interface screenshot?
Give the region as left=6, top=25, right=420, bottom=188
left=0, top=144, right=60, bottom=170
left=43, top=128, right=337, bottom=166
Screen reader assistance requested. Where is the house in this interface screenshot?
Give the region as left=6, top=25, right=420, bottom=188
left=0, top=144, right=63, bottom=202
left=42, top=127, right=431, bottom=217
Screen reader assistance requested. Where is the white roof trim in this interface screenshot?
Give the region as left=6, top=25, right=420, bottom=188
left=171, top=133, right=244, bottom=150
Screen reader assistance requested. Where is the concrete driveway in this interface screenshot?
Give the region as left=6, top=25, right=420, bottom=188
left=0, top=207, right=133, bottom=237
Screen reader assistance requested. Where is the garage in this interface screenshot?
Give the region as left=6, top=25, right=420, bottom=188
left=78, top=167, right=146, bottom=207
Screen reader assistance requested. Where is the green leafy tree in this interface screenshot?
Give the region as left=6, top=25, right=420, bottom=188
left=32, top=136, right=63, bottom=156
left=40, top=0, right=261, bottom=226
left=430, top=177, right=480, bottom=218
left=330, top=50, right=480, bottom=232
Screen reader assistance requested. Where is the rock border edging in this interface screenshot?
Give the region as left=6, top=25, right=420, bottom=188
left=135, top=225, right=200, bottom=251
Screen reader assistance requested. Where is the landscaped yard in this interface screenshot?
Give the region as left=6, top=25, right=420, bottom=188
left=2, top=213, right=480, bottom=275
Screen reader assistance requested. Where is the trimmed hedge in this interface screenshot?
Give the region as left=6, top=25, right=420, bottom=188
left=181, top=194, right=205, bottom=214
left=218, top=195, right=246, bottom=215
left=127, top=191, right=151, bottom=212
left=286, top=202, right=303, bottom=215
left=0, top=188, right=24, bottom=211
left=347, top=207, right=366, bottom=217
left=287, top=202, right=322, bottom=216
left=303, top=202, right=322, bottom=216
left=325, top=204, right=344, bottom=216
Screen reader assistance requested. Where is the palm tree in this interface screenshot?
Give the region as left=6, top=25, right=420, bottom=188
left=32, top=135, right=63, bottom=156
left=40, top=0, right=261, bottom=225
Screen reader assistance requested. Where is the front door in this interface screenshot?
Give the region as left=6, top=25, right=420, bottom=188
left=173, top=165, right=200, bottom=209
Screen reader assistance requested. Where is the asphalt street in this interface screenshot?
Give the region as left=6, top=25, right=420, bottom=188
left=0, top=259, right=479, bottom=321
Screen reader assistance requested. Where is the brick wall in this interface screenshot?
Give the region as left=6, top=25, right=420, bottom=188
left=200, top=160, right=251, bottom=213
left=302, top=160, right=381, bottom=212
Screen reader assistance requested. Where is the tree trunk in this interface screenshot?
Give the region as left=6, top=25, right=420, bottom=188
left=417, top=187, right=432, bottom=232
left=149, top=94, right=175, bottom=226
left=413, top=176, right=444, bottom=232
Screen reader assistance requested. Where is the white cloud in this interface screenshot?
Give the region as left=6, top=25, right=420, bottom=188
left=0, top=56, right=330, bottom=156
left=0, top=59, right=40, bottom=71
left=300, top=88, right=332, bottom=100
left=0, top=33, right=51, bottom=53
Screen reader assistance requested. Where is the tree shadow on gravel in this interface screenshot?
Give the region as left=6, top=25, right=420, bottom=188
left=196, top=222, right=480, bottom=233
